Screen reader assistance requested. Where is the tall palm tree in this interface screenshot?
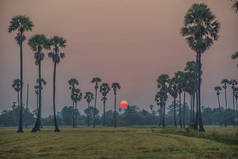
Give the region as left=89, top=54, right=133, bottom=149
left=8, top=15, right=34, bottom=133
left=84, top=92, right=94, bottom=127
left=111, top=82, right=121, bottom=128
left=100, top=83, right=111, bottom=126
left=28, top=34, right=49, bottom=132
left=175, top=71, right=185, bottom=128
left=184, top=61, right=196, bottom=124
left=221, top=79, right=229, bottom=110
left=68, top=78, right=79, bottom=128
left=155, top=92, right=162, bottom=126
left=71, top=88, right=82, bottom=128
left=34, top=85, right=39, bottom=113
left=48, top=36, right=66, bottom=132
left=157, top=74, right=169, bottom=128
left=12, top=79, right=22, bottom=107
left=91, top=77, right=101, bottom=128
left=181, top=3, right=220, bottom=131
left=168, top=77, right=178, bottom=127
left=214, top=86, right=222, bottom=111
left=229, top=79, right=238, bottom=127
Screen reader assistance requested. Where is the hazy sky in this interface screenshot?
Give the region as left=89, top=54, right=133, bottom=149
left=0, top=0, right=237, bottom=117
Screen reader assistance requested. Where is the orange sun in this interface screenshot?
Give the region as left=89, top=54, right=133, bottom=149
left=120, top=100, right=128, bottom=109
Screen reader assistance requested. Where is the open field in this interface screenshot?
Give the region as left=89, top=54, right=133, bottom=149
left=0, top=127, right=238, bottom=159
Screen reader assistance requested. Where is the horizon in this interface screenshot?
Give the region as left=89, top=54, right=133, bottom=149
left=0, top=0, right=238, bottom=117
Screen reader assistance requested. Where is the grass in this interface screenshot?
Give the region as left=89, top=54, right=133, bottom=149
left=0, top=126, right=238, bottom=159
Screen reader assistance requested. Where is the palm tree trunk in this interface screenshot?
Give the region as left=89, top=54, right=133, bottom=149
left=17, top=92, right=20, bottom=109
left=75, top=102, right=77, bottom=128
left=190, top=94, right=192, bottom=123
left=173, top=98, right=177, bottom=127
left=72, top=101, right=75, bottom=128
left=93, top=87, right=97, bottom=128
left=179, top=93, right=182, bottom=128
left=114, top=93, right=117, bottom=128
left=87, top=102, right=90, bottom=127
left=217, top=95, right=221, bottom=112
left=195, top=91, right=199, bottom=130
left=183, top=92, right=186, bottom=128
left=32, top=60, right=42, bottom=132
left=53, top=62, right=60, bottom=132
left=197, top=53, right=205, bottom=132
left=162, top=102, right=166, bottom=128
left=103, top=99, right=106, bottom=126
left=17, top=39, right=23, bottom=133
left=233, top=92, right=235, bottom=127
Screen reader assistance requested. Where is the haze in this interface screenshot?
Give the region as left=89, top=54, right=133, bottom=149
left=0, top=0, right=237, bottom=117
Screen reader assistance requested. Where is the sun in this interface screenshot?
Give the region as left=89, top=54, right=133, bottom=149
left=120, top=100, right=128, bottom=109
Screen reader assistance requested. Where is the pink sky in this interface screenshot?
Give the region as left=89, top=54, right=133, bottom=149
left=0, top=0, right=237, bottom=116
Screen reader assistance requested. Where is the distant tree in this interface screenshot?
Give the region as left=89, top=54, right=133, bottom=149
left=229, top=79, right=238, bottom=127
left=48, top=36, right=66, bottom=132
left=221, top=79, right=229, bottom=110
left=91, top=77, right=101, bottom=128
left=84, top=106, right=99, bottom=126
left=68, top=78, right=79, bottom=128
left=12, top=79, right=22, bottom=107
left=61, top=106, right=73, bottom=125
left=181, top=3, right=220, bottom=131
left=100, top=83, right=111, bottom=126
left=111, top=82, right=121, bottom=128
left=8, top=15, right=34, bottom=133
left=84, top=92, right=94, bottom=127
left=168, top=77, right=178, bottom=127
left=71, top=88, right=82, bottom=128
left=157, top=74, right=169, bottom=128
left=184, top=61, right=196, bottom=124
left=214, top=86, right=222, bottom=111
left=232, top=52, right=238, bottom=67
left=28, top=34, right=49, bottom=132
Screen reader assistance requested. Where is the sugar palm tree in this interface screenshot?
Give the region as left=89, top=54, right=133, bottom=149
left=154, top=92, right=162, bottom=126
left=214, top=86, right=222, bottom=111
left=111, top=82, right=121, bottom=128
left=100, top=83, right=111, bottom=126
left=8, top=15, right=34, bottom=133
left=68, top=78, right=79, bottom=128
left=157, top=74, right=169, bottom=128
left=84, top=92, right=94, bottom=127
left=229, top=79, right=238, bottom=127
left=181, top=3, right=220, bottom=131
left=91, top=77, right=101, bottom=128
left=28, top=34, right=49, bottom=132
left=12, top=79, right=22, bottom=107
left=184, top=61, right=196, bottom=124
left=168, top=77, right=178, bottom=127
left=48, top=36, right=66, bottom=132
left=221, top=79, right=229, bottom=110
left=34, top=85, right=39, bottom=113
left=71, top=88, right=82, bottom=128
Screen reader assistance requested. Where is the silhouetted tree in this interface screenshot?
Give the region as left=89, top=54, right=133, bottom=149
left=100, top=83, right=111, bottom=126
left=12, top=79, right=22, bottom=108
left=71, top=88, right=82, bottom=128
left=48, top=36, right=66, bottom=132
left=8, top=15, right=34, bottom=132
left=91, top=77, right=101, bottom=128
left=229, top=79, right=238, bottom=127
left=112, top=82, right=121, bottom=128
left=68, top=78, right=79, bottom=128
left=168, top=76, right=179, bottom=127
left=157, top=74, right=169, bottom=128
left=214, top=86, right=222, bottom=111
left=29, top=34, right=49, bottom=132
left=181, top=3, right=220, bottom=131
left=84, top=92, right=94, bottom=127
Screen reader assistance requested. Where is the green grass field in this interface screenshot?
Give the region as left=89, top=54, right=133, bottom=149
left=0, top=127, right=238, bottom=159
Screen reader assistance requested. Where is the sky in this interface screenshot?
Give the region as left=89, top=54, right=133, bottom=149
left=0, top=0, right=237, bottom=117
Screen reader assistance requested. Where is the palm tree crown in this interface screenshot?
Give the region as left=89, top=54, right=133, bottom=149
left=111, top=82, right=121, bottom=95
left=12, top=79, right=22, bottom=92
left=48, top=36, right=66, bottom=63
left=214, top=86, right=222, bottom=96
left=181, top=3, right=220, bottom=54
left=84, top=92, right=94, bottom=104
left=100, top=83, right=111, bottom=97
left=91, top=77, right=102, bottom=89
